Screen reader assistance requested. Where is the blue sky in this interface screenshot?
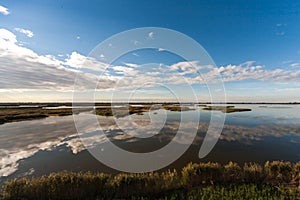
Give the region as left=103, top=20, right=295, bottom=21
left=0, top=0, right=300, bottom=102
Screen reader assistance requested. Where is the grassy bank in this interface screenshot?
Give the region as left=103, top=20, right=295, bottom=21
left=1, top=161, right=300, bottom=199
left=202, top=105, right=252, bottom=113
left=0, top=104, right=195, bottom=124
left=0, top=108, right=73, bottom=124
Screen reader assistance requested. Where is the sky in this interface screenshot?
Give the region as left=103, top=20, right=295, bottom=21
left=0, top=0, right=300, bottom=102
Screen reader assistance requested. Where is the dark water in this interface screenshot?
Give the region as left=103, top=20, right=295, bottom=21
left=0, top=104, right=300, bottom=182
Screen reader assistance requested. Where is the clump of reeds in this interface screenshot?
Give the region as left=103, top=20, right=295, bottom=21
left=1, top=161, right=300, bottom=200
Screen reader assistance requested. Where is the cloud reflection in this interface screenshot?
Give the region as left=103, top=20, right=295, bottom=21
left=0, top=111, right=300, bottom=178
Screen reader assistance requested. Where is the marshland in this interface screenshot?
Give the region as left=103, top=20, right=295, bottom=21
left=0, top=102, right=300, bottom=199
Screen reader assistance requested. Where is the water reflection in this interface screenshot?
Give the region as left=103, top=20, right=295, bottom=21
left=0, top=105, right=299, bottom=179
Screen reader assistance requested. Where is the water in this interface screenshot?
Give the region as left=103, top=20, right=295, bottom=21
left=0, top=104, right=300, bottom=182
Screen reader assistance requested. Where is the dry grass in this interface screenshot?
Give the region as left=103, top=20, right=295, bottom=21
left=1, top=161, right=300, bottom=199
left=202, top=105, right=251, bottom=113
left=0, top=108, right=73, bottom=124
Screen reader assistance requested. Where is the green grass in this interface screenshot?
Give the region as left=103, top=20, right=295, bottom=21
left=1, top=161, right=300, bottom=199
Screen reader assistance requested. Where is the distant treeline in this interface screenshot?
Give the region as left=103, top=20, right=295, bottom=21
left=1, top=161, right=300, bottom=199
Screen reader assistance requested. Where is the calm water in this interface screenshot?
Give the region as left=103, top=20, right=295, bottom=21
left=0, top=104, right=300, bottom=182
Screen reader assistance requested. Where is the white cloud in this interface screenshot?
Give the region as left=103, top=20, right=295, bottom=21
left=208, top=62, right=300, bottom=83
left=0, top=28, right=17, bottom=43
left=169, top=61, right=208, bottom=75
left=112, top=65, right=139, bottom=76
left=0, top=5, right=9, bottom=15
left=124, top=63, right=139, bottom=68
left=76, top=36, right=80, bottom=40
left=1, top=28, right=300, bottom=100
left=290, top=63, right=300, bottom=67
left=158, top=48, right=166, bottom=51
left=64, top=51, right=108, bottom=72
left=0, top=29, right=114, bottom=91
left=148, top=31, right=154, bottom=39
left=133, top=40, right=141, bottom=45
left=14, top=28, right=34, bottom=38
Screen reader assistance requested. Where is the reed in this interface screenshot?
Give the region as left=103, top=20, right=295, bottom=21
left=1, top=161, right=300, bottom=199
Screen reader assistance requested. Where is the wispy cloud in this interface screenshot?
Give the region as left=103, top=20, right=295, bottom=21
left=14, top=28, right=34, bottom=38
left=112, top=65, right=139, bottom=76
left=133, top=40, right=141, bottom=45
left=0, top=5, right=9, bottom=15
left=275, top=23, right=287, bottom=36
left=276, top=32, right=285, bottom=36
left=124, top=63, right=140, bottom=68
left=290, top=63, right=300, bottom=67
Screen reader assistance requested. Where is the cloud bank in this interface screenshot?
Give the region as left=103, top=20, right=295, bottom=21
left=0, top=28, right=300, bottom=101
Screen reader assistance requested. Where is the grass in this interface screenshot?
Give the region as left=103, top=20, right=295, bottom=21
left=0, top=104, right=194, bottom=125
left=1, top=161, right=299, bottom=199
left=163, top=105, right=194, bottom=112
left=95, top=104, right=195, bottom=117
left=0, top=108, right=73, bottom=124
left=202, top=105, right=252, bottom=113
left=95, top=105, right=153, bottom=117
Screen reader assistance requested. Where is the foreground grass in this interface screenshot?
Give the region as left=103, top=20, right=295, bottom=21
left=1, top=161, right=300, bottom=199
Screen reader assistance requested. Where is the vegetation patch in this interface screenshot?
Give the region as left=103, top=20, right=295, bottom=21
left=163, top=105, right=195, bottom=112
left=0, top=108, right=73, bottom=125
left=202, top=105, right=252, bottom=113
left=95, top=105, right=153, bottom=117
left=1, top=161, right=299, bottom=199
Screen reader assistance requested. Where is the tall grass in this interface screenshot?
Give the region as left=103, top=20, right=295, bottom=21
left=1, top=161, right=300, bottom=199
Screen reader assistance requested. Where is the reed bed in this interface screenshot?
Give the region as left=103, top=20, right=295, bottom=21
left=1, top=161, right=300, bottom=199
